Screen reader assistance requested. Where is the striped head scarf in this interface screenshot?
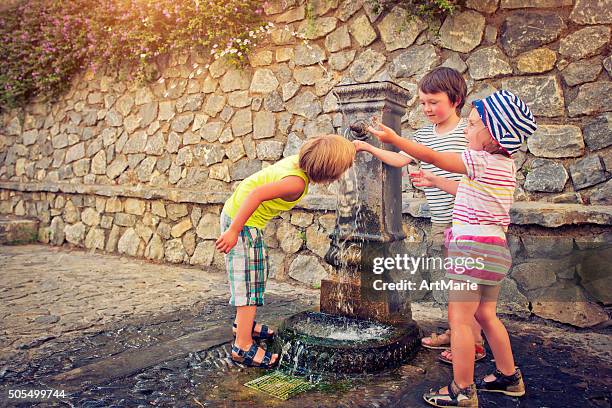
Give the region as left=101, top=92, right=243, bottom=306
left=473, top=90, right=537, bottom=156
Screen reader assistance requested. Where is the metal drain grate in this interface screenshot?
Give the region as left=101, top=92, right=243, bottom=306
left=244, top=371, right=314, bottom=400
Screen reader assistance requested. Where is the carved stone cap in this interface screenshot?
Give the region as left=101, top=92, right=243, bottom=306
left=332, top=81, right=412, bottom=115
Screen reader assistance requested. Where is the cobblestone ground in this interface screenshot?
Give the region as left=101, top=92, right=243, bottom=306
left=0, top=245, right=610, bottom=407
left=0, top=244, right=317, bottom=361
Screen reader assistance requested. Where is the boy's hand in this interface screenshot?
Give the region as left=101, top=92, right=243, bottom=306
left=366, top=117, right=400, bottom=144
left=353, top=140, right=372, bottom=152
left=410, top=169, right=437, bottom=188
left=216, top=229, right=239, bottom=254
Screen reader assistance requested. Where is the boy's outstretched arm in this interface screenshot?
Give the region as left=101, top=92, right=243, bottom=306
left=367, top=123, right=467, bottom=175
left=215, top=176, right=306, bottom=253
left=353, top=140, right=414, bottom=167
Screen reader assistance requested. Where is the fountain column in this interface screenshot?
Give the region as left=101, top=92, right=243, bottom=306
left=275, top=81, right=420, bottom=376
left=321, top=80, right=414, bottom=326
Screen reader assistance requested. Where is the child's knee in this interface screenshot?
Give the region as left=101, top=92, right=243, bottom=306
left=474, top=308, right=497, bottom=326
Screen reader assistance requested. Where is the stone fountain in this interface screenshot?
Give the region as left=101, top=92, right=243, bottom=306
left=276, top=81, right=421, bottom=377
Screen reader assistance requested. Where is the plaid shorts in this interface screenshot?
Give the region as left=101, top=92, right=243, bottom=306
left=220, top=212, right=270, bottom=306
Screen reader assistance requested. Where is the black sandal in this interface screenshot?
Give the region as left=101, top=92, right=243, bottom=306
left=476, top=368, right=525, bottom=397
left=231, top=343, right=278, bottom=369
left=232, top=321, right=275, bottom=341
left=423, top=380, right=478, bottom=407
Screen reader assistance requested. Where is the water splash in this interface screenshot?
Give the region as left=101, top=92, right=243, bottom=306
left=291, top=341, right=305, bottom=376
left=276, top=339, right=293, bottom=370
left=292, top=318, right=392, bottom=342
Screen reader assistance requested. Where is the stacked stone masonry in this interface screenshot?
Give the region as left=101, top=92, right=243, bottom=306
left=1, top=0, right=610, bottom=326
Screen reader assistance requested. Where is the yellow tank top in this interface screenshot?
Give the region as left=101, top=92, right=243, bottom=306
left=222, top=155, right=309, bottom=229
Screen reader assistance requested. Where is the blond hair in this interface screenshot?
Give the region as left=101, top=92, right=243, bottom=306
left=298, top=134, right=356, bottom=183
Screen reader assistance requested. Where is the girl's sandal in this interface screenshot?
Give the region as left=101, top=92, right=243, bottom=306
left=423, top=381, right=478, bottom=407
left=421, top=329, right=451, bottom=350
left=476, top=368, right=526, bottom=397
left=438, top=342, right=487, bottom=364
left=231, top=343, right=278, bottom=369
left=232, top=321, right=275, bottom=341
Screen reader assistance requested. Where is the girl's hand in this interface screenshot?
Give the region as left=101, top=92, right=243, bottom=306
left=410, top=169, right=437, bottom=188
left=353, top=140, right=372, bottom=152
left=215, top=229, right=239, bottom=254
left=366, top=117, right=400, bottom=144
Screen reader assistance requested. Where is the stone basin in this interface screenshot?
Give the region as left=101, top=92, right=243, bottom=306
left=275, top=311, right=421, bottom=377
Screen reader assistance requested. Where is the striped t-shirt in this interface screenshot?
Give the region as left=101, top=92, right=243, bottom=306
left=452, top=149, right=516, bottom=228
left=403, top=119, right=467, bottom=224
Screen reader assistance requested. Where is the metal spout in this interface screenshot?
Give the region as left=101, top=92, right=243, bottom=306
left=349, top=120, right=370, bottom=140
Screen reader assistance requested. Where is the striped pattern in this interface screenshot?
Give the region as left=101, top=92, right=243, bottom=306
left=445, top=228, right=512, bottom=285
left=403, top=119, right=467, bottom=224
left=473, top=90, right=537, bottom=156
left=221, top=212, right=269, bottom=306
left=453, top=149, right=516, bottom=228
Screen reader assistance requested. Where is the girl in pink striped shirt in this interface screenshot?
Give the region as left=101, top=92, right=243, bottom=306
left=368, top=90, right=536, bottom=407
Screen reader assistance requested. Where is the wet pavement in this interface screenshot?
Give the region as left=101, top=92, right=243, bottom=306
left=1, top=245, right=611, bottom=407
left=0, top=245, right=317, bottom=361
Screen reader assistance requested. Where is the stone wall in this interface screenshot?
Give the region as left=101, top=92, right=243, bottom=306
left=1, top=0, right=611, bottom=326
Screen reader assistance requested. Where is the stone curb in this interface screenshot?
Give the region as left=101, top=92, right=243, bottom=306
left=2, top=181, right=611, bottom=228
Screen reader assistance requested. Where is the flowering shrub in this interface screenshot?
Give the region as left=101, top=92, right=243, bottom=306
left=209, top=22, right=275, bottom=65
left=0, top=0, right=89, bottom=109
left=86, top=0, right=265, bottom=76
left=0, top=0, right=266, bottom=110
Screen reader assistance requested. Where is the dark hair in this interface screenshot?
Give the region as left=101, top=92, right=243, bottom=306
left=418, top=67, right=467, bottom=114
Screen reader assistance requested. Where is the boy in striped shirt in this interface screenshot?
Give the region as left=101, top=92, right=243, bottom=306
left=355, top=67, right=467, bottom=250
left=354, top=67, right=484, bottom=362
